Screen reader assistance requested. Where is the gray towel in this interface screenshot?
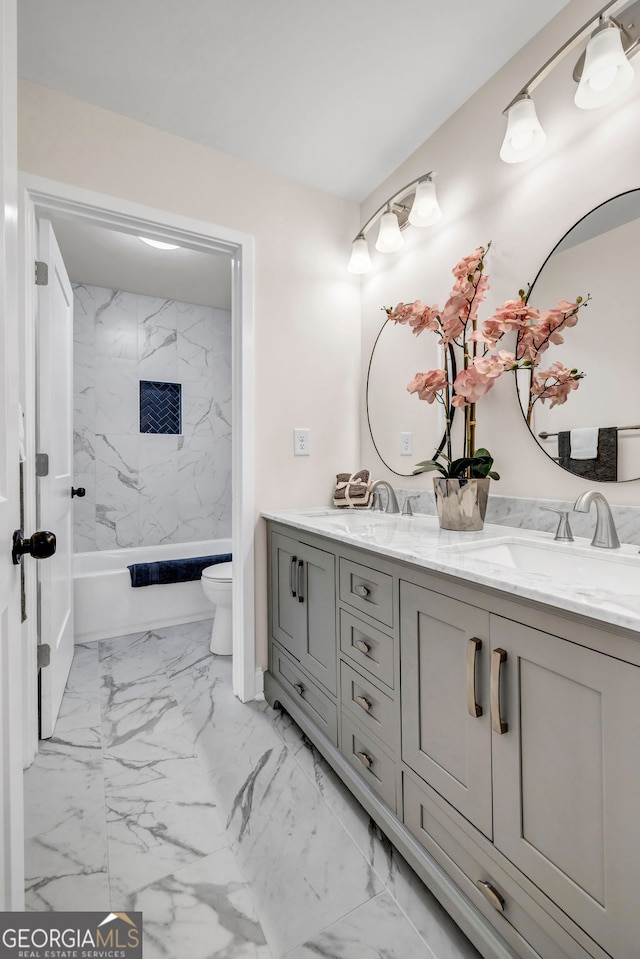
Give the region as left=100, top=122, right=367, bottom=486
left=557, top=427, right=617, bottom=481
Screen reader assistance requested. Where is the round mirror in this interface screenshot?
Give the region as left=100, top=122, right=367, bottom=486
left=366, top=319, right=453, bottom=476
left=517, top=189, right=640, bottom=483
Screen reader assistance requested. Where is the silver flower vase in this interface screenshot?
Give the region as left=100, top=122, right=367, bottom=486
left=433, top=477, right=490, bottom=531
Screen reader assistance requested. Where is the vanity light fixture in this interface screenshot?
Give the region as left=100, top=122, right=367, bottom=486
left=375, top=205, right=404, bottom=253
left=347, top=173, right=441, bottom=274
left=138, top=236, right=181, bottom=250
left=500, top=0, right=640, bottom=164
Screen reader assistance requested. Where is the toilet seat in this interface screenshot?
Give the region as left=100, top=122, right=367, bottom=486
left=202, top=562, right=232, bottom=584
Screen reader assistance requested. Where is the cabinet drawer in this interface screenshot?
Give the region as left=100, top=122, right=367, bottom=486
left=339, top=557, right=394, bottom=627
left=340, top=713, right=396, bottom=812
left=339, top=609, right=395, bottom=689
left=340, top=660, right=397, bottom=750
left=403, top=771, right=601, bottom=959
left=271, top=643, right=338, bottom=746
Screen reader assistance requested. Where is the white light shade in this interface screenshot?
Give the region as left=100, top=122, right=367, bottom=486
left=347, top=236, right=372, bottom=274
left=375, top=210, right=404, bottom=253
left=408, top=179, right=442, bottom=227
left=499, top=96, right=547, bottom=163
left=139, top=236, right=180, bottom=250
left=575, top=24, right=634, bottom=109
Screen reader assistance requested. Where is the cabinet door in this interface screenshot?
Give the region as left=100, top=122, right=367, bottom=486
left=270, top=531, right=305, bottom=659
left=491, top=615, right=640, bottom=959
left=297, top=540, right=336, bottom=694
left=270, top=530, right=337, bottom=695
left=400, top=582, right=492, bottom=838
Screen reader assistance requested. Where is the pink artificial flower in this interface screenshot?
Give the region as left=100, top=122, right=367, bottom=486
left=406, top=368, right=448, bottom=403
left=410, top=304, right=441, bottom=336
left=496, top=350, right=518, bottom=370
left=530, top=361, right=582, bottom=408
left=387, top=300, right=425, bottom=325
left=452, top=364, right=497, bottom=403
left=452, top=247, right=485, bottom=283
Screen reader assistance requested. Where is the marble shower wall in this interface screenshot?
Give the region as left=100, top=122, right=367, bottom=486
left=73, top=284, right=231, bottom=552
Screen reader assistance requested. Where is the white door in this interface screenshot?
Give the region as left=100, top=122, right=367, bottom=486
left=37, top=219, right=75, bottom=738
left=0, top=0, right=25, bottom=909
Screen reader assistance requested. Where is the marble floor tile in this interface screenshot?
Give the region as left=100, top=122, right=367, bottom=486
left=269, top=708, right=480, bottom=958
left=24, top=620, right=478, bottom=959
left=55, top=643, right=102, bottom=733
left=105, top=755, right=228, bottom=900
left=284, top=890, right=435, bottom=959
left=23, top=725, right=105, bottom=839
left=24, top=812, right=109, bottom=912
left=211, top=742, right=383, bottom=957
left=164, top=637, right=280, bottom=773
left=114, top=847, right=271, bottom=959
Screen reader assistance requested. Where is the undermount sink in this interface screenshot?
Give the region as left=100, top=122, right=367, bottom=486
left=443, top=537, right=640, bottom=592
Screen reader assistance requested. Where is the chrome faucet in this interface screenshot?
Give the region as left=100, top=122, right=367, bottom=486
left=370, top=479, right=400, bottom=514
left=573, top=490, right=621, bottom=549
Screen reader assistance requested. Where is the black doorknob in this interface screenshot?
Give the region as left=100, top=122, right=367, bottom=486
left=71, top=487, right=86, bottom=498
left=12, top=529, right=57, bottom=565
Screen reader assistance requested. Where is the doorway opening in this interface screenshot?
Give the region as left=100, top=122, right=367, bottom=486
left=20, top=175, right=256, bottom=762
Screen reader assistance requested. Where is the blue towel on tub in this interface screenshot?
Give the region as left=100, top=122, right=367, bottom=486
left=128, top=553, right=232, bottom=588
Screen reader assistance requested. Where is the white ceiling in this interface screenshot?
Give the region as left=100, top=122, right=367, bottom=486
left=47, top=216, right=232, bottom=310
left=18, top=0, right=573, bottom=203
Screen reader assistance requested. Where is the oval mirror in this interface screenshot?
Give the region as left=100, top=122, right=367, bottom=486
left=517, top=189, right=640, bottom=483
left=366, top=319, right=453, bottom=476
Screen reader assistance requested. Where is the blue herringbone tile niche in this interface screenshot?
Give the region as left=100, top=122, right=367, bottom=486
left=140, top=380, right=182, bottom=434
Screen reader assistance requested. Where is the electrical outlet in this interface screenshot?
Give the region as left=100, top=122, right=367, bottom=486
left=400, top=432, right=413, bottom=456
left=294, top=428, right=310, bottom=456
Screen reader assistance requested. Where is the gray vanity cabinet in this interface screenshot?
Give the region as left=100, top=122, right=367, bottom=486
left=266, top=518, right=640, bottom=959
left=269, top=529, right=337, bottom=695
left=400, top=582, right=493, bottom=839
left=490, top=615, right=640, bottom=959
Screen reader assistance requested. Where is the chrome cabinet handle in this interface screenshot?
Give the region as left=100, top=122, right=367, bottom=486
left=297, top=560, right=305, bottom=603
left=491, top=648, right=508, bottom=735
left=353, top=583, right=371, bottom=598
left=476, top=880, right=505, bottom=913
left=354, top=639, right=371, bottom=655
left=354, top=695, right=372, bottom=712
left=356, top=751, right=373, bottom=769
left=290, top=555, right=297, bottom=598
left=293, top=682, right=305, bottom=696
left=466, top=637, right=483, bottom=718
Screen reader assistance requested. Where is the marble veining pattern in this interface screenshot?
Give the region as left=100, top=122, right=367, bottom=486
left=264, top=503, right=640, bottom=634
left=24, top=621, right=479, bottom=959
left=73, top=284, right=231, bottom=551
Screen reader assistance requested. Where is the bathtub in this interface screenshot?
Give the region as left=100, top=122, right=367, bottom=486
left=73, top=539, right=231, bottom=643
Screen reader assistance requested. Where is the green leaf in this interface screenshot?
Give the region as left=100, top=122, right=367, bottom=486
left=412, top=460, right=447, bottom=476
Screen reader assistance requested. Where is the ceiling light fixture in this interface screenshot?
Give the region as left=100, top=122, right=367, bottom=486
left=139, top=236, right=181, bottom=250
left=347, top=173, right=441, bottom=274
left=500, top=0, right=640, bottom=164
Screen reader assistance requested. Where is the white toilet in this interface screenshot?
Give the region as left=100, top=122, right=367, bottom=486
left=201, top=562, right=233, bottom=655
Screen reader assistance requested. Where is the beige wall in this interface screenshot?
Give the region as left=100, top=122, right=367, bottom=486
left=360, top=0, right=640, bottom=506
left=18, top=79, right=361, bottom=667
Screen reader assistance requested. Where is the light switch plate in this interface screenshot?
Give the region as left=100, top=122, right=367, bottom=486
left=294, top=428, right=310, bottom=455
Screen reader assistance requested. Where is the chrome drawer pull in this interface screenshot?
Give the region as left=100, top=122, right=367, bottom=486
left=353, top=583, right=371, bottom=598
left=293, top=682, right=305, bottom=696
left=356, top=751, right=373, bottom=769
left=466, top=636, right=483, bottom=718
left=354, top=639, right=371, bottom=655
left=354, top=695, right=372, bottom=712
left=491, top=648, right=508, bottom=735
left=476, top=880, right=505, bottom=914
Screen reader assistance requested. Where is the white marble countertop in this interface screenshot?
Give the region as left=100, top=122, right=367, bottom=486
left=262, top=507, right=640, bottom=636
